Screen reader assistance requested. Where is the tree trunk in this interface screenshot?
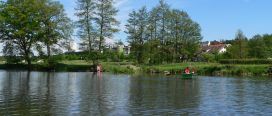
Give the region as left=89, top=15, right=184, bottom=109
left=47, top=44, right=51, bottom=58
left=26, top=54, right=31, bottom=70
left=86, top=1, right=92, bottom=53
left=27, top=58, right=31, bottom=67
left=99, top=33, right=103, bottom=51
left=23, top=47, right=32, bottom=70
left=99, top=2, right=104, bottom=51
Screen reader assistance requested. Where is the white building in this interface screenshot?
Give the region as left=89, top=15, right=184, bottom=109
left=201, top=41, right=231, bottom=54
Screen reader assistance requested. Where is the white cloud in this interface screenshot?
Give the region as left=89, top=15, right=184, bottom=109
left=114, top=0, right=129, bottom=8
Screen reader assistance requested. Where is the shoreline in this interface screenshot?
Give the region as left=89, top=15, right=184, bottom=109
left=0, top=62, right=271, bottom=77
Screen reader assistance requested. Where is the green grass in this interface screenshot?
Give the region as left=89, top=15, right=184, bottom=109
left=59, top=60, right=90, bottom=65
left=101, top=62, right=139, bottom=74
left=142, top=62, right=218, bottom=73
left=0, top=60, right=138, bottom=73
left=58, top=60, right=137, bottom=73
left=0, top=60, right=270, bottom=76
left=142, top=62, right=271, bottom=76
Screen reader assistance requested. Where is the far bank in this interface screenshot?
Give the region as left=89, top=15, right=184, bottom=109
left=0, top=60, right=271, bottom=77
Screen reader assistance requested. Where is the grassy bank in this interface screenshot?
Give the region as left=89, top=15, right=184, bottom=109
left=61, top=61, right=140, bottom=73
left=0, top=60, right=271, bottom=76
left=143, top=62, right=271, bottom=76
left=0, top=60, right=139, bottom=74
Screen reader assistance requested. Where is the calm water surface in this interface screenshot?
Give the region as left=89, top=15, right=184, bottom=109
left=0, top=71, right=272, bottom=115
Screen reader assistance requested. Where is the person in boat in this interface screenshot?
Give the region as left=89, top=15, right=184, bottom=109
left=184, top=67, right=190, bottom=74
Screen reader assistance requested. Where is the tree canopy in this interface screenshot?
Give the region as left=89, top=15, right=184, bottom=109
left=0, top=0, right=72, bottom=66
left=125, top=0, right=202, bottom=64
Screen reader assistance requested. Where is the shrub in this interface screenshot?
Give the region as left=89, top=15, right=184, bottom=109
left=5, top=56, right=21, bottom=64
left=219, top=59, right=272, bottom=64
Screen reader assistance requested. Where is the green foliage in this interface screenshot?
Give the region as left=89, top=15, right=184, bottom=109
left=0, top=0, right=72, bottom=66
left=0, top=0, right=42, bottom=65
left=75, top=0, right=119, bottom=64
left=224, top=31, right=272, bottom=60
left=5, top=56, right=21, bottom=64
left=125, top=6, right=149, bottom=63
left=75, top=0, right=96, bottom=51
left=248, top=35, right=268, bottom=58
left=142, top=62, right=270, bottom=76
left=95, top=0, right=119, bottom=50
left=39, top=0, right=73, bottom=57
left=102, top=64, right=135, bottom=74
left=64, top=54, right=80, bottom=60
left=101, top=50, right=127, bottom=62
left=263, top=34, right=272, bottom=57
left=125, top=1, right=202, bottom=64
left=202, top=53, right=216, bottom=62
left=226, top=30, right=248, bottom=59
left=219, top=59, right=272, bottom=64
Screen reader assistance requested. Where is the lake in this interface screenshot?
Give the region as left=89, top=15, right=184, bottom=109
left=0, top=71, right=271, bottom=115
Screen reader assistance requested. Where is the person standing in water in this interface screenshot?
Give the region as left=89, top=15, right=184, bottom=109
left=97, top=64, right=102, bottom=72
left=96, top=64, right=102, bottom=78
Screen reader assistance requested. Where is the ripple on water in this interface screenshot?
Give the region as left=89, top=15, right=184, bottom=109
left=0, top=72, right=272, bottom=115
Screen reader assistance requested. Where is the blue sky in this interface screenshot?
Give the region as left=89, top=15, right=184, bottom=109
left=59, top=0, right=272, bottom=42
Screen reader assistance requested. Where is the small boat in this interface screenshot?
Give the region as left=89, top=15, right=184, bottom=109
left=182, top=73, right=193, bottom=79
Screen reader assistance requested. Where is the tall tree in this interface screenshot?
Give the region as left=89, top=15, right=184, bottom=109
left=0, top=0, right=43, bottom=66
left=262, top=34, right=272, bottom=58
left=40, top=0, right=73, bottom=58
left=248, top=35, right=267, bottom=58
left=75, top=0, right=95, bottom=52
left=148, top=7, right=159, bottom=40
left=125, top=7, right=149, bottom=63
left=95, top=0, right=119, bottom=51
left=0, top=0, right=72, bottom=67
left=227, top=30, right=248, bottom=59
left=180, top=16, right=202, bottom=61
left=125, top=10, right=137, bottom=44
left=156, top=0, right=170, bottom=42
left=0, top=1, right=5, bottom=39
left=169, top=9, right=188, bottom=62
left=235, top=30, right=248, bottom=59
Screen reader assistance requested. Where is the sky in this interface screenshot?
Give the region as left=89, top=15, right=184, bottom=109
left=59, top=0, right=272, bottom=43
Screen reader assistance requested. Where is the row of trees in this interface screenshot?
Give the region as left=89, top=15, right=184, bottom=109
left=125, top=0, right=202, bottom=64
left=0, top=0, right=119, bottom=67
left=204, top=30, right=272, bottom=62
left=225, top=30, right=272, bottom=59
left=0, top=0, right=202, bottom=66
left=75, top=0, right=119, bottom=52
left=1, top=0, right=270, bottom=67
left=75, top=0, right=119, bottom=64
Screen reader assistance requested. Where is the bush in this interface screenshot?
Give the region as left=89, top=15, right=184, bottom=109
left=219, top=59, right=272, bottom=64
left=5, top=56, right=21, bottom=64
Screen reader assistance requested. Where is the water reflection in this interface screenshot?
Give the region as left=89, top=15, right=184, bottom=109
left=128, top=75, right=200, bottom=115
left=0, top=71, right=131, bottom=115
left=0, top=71, right=271, bottom=115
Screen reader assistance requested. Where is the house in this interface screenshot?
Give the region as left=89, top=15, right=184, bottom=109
left=123, top=46, right=131, bottom=55
left=201, top=41, right=210, bottom=46
left=210, top=40, right=223, bottom=45
left=116, top=45, right=130, bottom=55
left=105, top=44, right=131, bottom=55
left=201, top=41, right=231, bottom=54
